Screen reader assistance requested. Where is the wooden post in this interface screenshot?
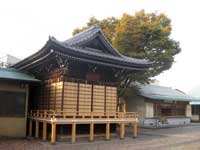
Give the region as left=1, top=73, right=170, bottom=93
left=91, top=84, right=93, bottom=112
left=133, top=123, right=138, bottom=138
left=123, top=104, right=126, bottom=112
left=42, top=121, right=47, bottom=141
left=120, top=123, right=125, bottom=139
left=71, top=123, right=76, bottom=143
left=35, top=120, right=39, bottom=138
left=106, top=122, right=110, bottom=140
left=51, top=123, right=56, bottom=144
left=29, top=119, right=32, bottom=137
left=89, top=123, right=94, bottom=142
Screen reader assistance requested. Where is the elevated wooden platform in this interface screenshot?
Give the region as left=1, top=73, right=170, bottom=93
left=28, top=110, right=138, bottom=144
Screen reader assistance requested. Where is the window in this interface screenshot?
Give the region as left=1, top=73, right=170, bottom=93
left=192, top=105, right=200, bottom=115
left=154, top=103, right=186, bottom=117
left=161, top=108, right=172, bottom=116
left=0, top=91, right=26, bottom=117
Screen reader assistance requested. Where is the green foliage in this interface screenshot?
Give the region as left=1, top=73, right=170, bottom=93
left=113, top=11, right=181, bottom=79
left=73, top=10, right=181, bottom=95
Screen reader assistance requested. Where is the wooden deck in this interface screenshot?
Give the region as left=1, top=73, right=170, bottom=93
left=28, top=110, right=138, bottom=144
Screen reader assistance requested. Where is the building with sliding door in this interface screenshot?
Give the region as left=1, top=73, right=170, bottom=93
left=125, top=84, right=197, bottom=127
left=0, top=68, right=39, bottom=137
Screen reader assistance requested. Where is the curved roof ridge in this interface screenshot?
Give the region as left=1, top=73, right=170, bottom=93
left=62, top=24, right=123, bottom=57
left=12, top=24, right=153, bottom=70
left=63, top=24, right=101, bottom=46
left=50, top=39, right=151, bottom=66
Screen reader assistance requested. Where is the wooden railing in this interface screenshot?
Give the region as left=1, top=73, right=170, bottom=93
left=29, top=110, right=138, bottom=120
left=28, top=110, right=139, bottom=143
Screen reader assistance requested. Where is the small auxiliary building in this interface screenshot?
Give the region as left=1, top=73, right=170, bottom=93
left=125, top=84, right=197, bottom=127
left=10, top=25, right=151, bottom=143
left=0, top=68, right=39, bottom=137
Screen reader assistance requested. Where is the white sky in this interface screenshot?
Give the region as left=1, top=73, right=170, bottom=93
left=0, top=0, right=200, bottom=93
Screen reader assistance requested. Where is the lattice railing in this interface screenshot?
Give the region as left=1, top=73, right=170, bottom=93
left=29, top=110, right=138, bottom=120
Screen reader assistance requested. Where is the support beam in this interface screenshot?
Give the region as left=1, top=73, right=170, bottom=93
left=133, top=123, right=138, bottom=138
left=29, top=119, right=32, bottom=137
left=51, top=123, right=56, bottom=144
left=120, top=123, right=125, bottom=139
left=42, top=121, right=47, bottom=141
left=89, top=123, right=94, bottom=142
left=105, top=122, right=110, bottom=140
left=35, top=120, right=39, bottom=138
left=71, top=123, right=76, bottom=143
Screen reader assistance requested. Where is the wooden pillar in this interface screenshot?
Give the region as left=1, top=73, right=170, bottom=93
left=77, top=83, right=80, bottom=113
left=29, top=119, right=32, bottom=137
left=133, top=123, right=138, bottom=138
left=123, top=103, right=126, bottom=112
left=89, top=123, right=94, bottom=142
left=35, top=120, right=39, bottom=138
left=91, top=84, right=93, bottom=112
left=71, top=123, right=76, bottom=143
left=51, top=123, right=56, bottom=144
left=120, top=123, right=125, bottom=139
left=42, top=121, right=47, bottom=141
left=105, top=122, right=110, bottom=140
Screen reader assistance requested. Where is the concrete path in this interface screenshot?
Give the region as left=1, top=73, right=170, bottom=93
left=1, top=124, right=200, bottom=150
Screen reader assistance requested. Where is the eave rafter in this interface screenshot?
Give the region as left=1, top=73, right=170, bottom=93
left=12, top=24, right=152, bottom=75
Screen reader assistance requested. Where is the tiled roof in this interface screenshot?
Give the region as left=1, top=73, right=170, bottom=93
left=53, top=24, right=152, bottom=67
left=0, top=68, right=40, bottom=82
left=62, top=24, right=124, bottom=57
left=51, top=38, right=150, bottom=67
left=64, top=24, right=101, bottom=46
left=12, top=24, right=152, bottom=70
left=137, top=84, right=197, bottom=102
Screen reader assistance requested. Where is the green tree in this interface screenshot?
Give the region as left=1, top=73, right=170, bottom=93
left=113, top=11, right=181, bottom=79
left=73, top=10, right=181, bottom=96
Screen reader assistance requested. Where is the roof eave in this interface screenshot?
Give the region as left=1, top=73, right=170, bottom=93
left=139, top=94, right=196, bottom=102
left=51, top=39, right=151, bottom=69
left=0, top=77, right=40, bottom=83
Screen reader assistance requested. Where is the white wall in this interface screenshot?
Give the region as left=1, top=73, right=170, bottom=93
left=145, top=102, right=154, bottom=118
left=185, top=104, right=192, bottom=117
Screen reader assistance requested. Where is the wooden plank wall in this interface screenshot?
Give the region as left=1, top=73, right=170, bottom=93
left=106, top=86, right=117, bottom=112
left=63, top=82, right=78, bottom=112
left=79, top=83, right=92, bottom=112
left=39, top=80, right=63, bottom=110
left=93, top=85, right=105, bottom=112
left=39, top=80, right=117, bottom=113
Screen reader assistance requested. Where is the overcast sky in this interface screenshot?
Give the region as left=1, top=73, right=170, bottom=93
left=0, top=0, right=199, bottom=93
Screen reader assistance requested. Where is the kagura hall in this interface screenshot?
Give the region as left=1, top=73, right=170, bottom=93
left=0, top=25, right=151, bottom=144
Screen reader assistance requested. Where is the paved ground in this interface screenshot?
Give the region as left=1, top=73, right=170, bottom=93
left=1, top=124, right=200, bottom=150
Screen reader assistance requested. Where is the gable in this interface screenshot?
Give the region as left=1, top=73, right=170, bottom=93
left=82, top=36, right=114, bottom=55
left=13, top=24, right=151, bottom=71
left=63, top=25, right=122, bottom=57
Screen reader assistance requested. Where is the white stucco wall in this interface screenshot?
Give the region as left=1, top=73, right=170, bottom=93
left=185, top=104, right=192, bottom=117
left=145, top=102, right=154, bottom=118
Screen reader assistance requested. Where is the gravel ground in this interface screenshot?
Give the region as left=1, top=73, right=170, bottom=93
left=1, top=124, right=200, bottom=150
